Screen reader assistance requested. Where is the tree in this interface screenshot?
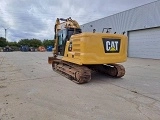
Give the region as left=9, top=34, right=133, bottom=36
left=30, top=39, right=42, bottom=47
left=0, top=37, right=7, bottom=47
left=18, top=39, right=30, bottom=46
left=43, top=39, right=54, bottom=48
left=7, top=41, right=18, bottom=47
left=18, top=39, right=42, bottom=48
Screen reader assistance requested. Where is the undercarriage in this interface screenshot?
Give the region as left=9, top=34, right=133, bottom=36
left=50, top=58, right=125, bottom=84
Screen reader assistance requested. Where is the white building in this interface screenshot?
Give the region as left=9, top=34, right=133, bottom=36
left=81, top=0, right=160, bottom=59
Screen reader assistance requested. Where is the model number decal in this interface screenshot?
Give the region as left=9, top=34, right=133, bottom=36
left=103, top=39, right=120, bottom=53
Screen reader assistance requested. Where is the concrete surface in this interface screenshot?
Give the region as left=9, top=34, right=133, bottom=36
left=0, top=52, right=160, bottom=120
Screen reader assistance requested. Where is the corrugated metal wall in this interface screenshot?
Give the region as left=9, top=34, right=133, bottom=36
left=81, top=1, right=160, bottom=34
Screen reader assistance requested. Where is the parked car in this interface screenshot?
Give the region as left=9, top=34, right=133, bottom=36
left=3, top=46, right=13, bottom=52
left=29, top=47, right=35, bottom=52
left=20, top=45, right=29, bottom=52
left=38, top=46, right=46, bottom=52
left=47, top=46, right=53, bottom=51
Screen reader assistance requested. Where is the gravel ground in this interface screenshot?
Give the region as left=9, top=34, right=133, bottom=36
left=0, top=52, right=160, bottom=120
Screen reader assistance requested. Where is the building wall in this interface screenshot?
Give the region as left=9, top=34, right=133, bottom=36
left=81, top=0, right=160, bottom=34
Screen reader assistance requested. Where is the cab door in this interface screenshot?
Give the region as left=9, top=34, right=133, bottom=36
left=58, top=29, right=67, bottom=56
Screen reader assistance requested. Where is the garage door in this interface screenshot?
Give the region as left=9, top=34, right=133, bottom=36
left=128, top=27, right=160, bottom=59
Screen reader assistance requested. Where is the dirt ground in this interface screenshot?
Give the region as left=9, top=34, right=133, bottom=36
left=0, top=52, right=160, bottom=120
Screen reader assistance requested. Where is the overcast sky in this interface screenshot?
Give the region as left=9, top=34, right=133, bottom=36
left=0, top=0, right=157, bottom=42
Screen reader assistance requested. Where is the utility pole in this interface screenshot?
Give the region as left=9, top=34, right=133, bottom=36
left=2, top=26, right=10, bottom=40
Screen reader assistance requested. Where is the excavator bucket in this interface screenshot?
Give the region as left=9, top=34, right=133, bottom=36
left=48, top=56, right=55, bottom=64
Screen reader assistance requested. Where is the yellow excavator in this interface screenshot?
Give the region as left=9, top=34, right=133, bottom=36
left=48, top=17, right=128, bottom=84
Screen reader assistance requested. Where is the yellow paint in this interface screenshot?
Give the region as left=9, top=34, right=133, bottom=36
left=62, top=32, right=128, bottom=65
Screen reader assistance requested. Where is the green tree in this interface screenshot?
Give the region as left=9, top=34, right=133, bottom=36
left=30, top=39, right=42, bottom=47
left=0, top=37, right=7, bottom=47
left=18, top=39, right=42, bottom=48
left=18, top=39, right=30, bottom=46
left=7, top=41, right=18, bottom=47
left=43, top=39, right=54, bottom=48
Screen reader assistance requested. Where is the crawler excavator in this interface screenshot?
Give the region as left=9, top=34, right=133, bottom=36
left=48, top=17, right=128, bottom=84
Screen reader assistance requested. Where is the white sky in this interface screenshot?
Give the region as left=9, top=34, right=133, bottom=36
left=0, top=0, right=157, bottom=42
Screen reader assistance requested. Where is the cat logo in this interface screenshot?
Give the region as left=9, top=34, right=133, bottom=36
left=102, top=39, right=120, bottom=53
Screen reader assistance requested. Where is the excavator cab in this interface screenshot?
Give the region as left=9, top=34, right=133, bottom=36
left=57, top=28, right=82, bottom=56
